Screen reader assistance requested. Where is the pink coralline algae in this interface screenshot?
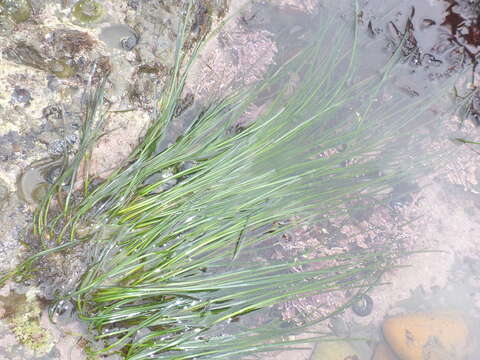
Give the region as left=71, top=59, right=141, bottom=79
left=187, top=22, right=278, bottom=98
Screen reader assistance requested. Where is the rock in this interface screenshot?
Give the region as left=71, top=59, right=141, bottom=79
left=382, top=312, right=470, bottom=360
left=42, top=104, right=63, bottom=127
left=0, top=0, right=32, bottom=23
left=48, top=29, right=94, bottom=55
left=0, top=290, right=53, bottom=356
left=311, top=340, right=362, bottom=360
left=121, top=33, right=138, bottom=51
left=372, top=342, right=399, bottom=360
left=47, top=138, right=72, bottom=158
left=0, top=178, right=9, bottom=209
left=3, top=42, right=46, bottom=70
left=10, top=87, right=32, bottom=106
left=31, top=182, right=49, bottom=204
left=47, top=57, right=78, bottom=79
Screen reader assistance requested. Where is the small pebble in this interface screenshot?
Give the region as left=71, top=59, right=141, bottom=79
left=11, top=87, right=32, bottom=106
left=351, top=294, right=373, bottom=316
left=65, top=134, right=77, bottom=146
left=48, top=139, right=68, bottom=157
left=43, top=104, right=63, bottom=126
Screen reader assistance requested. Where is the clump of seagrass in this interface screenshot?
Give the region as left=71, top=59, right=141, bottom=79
left=4, top=3, right=440, bottom=360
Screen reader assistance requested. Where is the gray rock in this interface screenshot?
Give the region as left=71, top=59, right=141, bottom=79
left=11, top=87, right=32, bottom=106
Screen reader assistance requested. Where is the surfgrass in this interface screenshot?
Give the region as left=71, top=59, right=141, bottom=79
left=4, top=2, right=445, bottom=359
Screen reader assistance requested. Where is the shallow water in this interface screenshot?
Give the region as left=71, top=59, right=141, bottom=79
left=266, top=1, right=480, bottom=359
left=0, top=0, right=479, bottom=359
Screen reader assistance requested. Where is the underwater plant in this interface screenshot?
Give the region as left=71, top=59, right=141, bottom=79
left=3, top=2, right=447, bottom=359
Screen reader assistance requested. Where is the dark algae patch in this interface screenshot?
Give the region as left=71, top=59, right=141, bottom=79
left=441, top=0, right=480, bottom=125
left=443, top=0, right=480, bottom=64
left=360, top=0, right=480, bottom=127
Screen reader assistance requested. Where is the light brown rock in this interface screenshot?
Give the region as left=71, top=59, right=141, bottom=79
left=382, top=312, right=469, bottom=360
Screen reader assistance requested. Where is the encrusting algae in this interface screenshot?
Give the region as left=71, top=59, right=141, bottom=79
left=0, top=288, right=53, bottom=356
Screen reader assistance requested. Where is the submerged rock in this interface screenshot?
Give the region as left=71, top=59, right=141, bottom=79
left=31, top=182, right=49, bottom=204
left=48, top=57, right=78, bottom=78
left=312, top=340, right=363, bottom=360
left=10, top=87, right=32, bottom=106
left=4, top=30, right=94, bottom=79
left=48, top=29, right=95, bottom=55
left=3, top=42, right=46, bottom=71
left=382, top=312, right=470, bottom=360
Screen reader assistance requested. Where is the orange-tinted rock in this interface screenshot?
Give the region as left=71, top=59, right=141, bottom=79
left=382, top=312, right=469, bottom=360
